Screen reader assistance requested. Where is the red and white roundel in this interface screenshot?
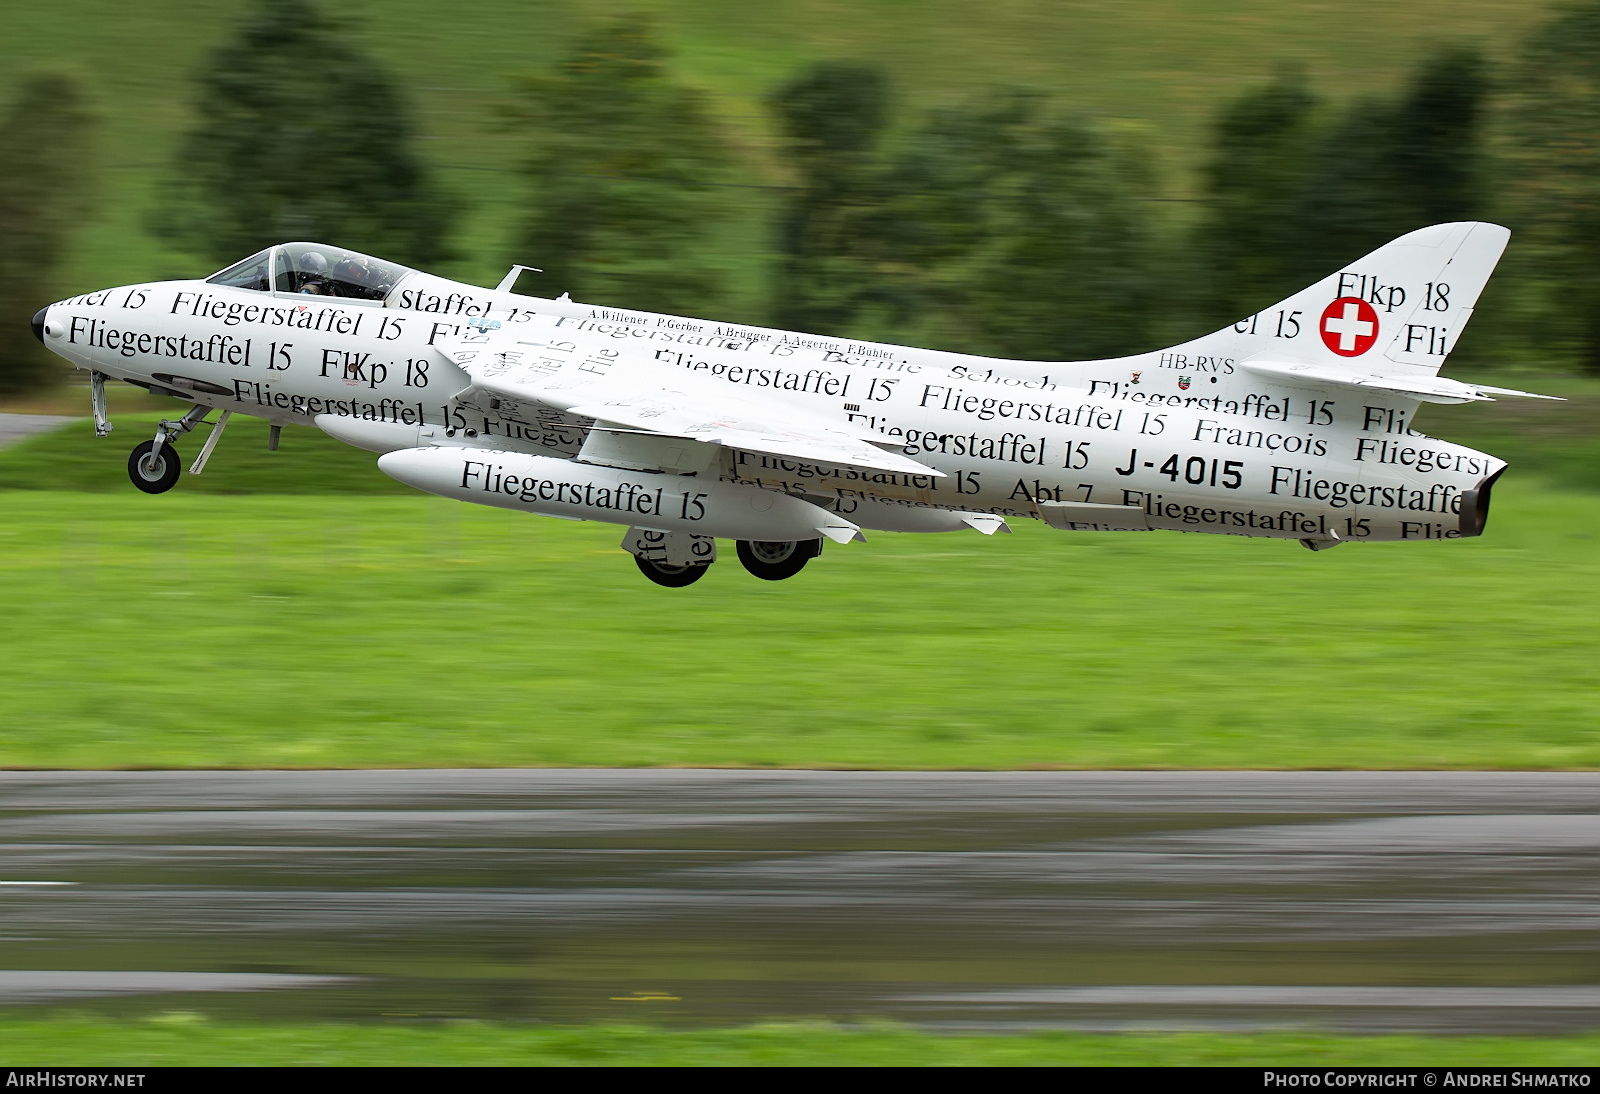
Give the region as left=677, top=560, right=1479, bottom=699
left=1319, top=296, right=1380, bottom=357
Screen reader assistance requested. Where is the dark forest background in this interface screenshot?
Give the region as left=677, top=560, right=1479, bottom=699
left=5, top=0, right=1600, bottom=394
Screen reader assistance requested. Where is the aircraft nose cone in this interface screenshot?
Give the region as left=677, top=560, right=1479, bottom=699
left=31, top=307, right=48, bottom=345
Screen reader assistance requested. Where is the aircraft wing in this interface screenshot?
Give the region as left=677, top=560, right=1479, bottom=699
left=1241, top=359, right=1563, bottom=405
left=434, top=327, right=943, bottom=477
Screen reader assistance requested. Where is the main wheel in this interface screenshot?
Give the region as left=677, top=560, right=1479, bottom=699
left=634, top=555, right=711, bottom=588
left=128, top=440, right=181, bottom=494
left=736, top=538, right=821, bottom=581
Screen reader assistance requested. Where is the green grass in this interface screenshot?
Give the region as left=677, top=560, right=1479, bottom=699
left=0, top=0, right=1562, bottom=301
left=0, top=412, right=413, bottom=495
left=1423, top=375, right=1600, bottom=493
left=0, top=404, right=1593, bottom=770
left=3, top=1016, right=1599, bottom=1066
left=0, top=412, right=1596, bottom=767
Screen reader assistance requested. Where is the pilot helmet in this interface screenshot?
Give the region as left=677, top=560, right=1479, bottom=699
left=334, top=254, right=368, bottom=281
left=300, top=251, right=328, bottom=275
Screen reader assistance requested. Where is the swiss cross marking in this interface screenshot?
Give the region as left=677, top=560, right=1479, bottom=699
left=1320, top=297, right=1380, bottom=357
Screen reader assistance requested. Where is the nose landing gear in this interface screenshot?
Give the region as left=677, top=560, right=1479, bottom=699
left=126, top=405, right=210, bottom=494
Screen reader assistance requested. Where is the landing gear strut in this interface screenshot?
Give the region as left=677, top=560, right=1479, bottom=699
left=736, top=539, right=822, bottom=581
left=90, top=371, right=112, bottom=437
left=127, top=405, right=209, bottom=494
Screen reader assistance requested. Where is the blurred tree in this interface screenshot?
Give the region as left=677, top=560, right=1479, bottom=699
left=1386, top=46, right=1489, bottom=227
left=882, top=92, right=1165, bottom=359
left=1189, top=68, right=1321, bottom=327
left=966, top=118, right=1164, bottom=360
left=1189, top=52, right=1488, bottom=332
left=508, top=16, right=729, bottom=314
left=768, top=62, right=892, bottom=333
left=1296, top=45, right=1489, bottom=284
left=1505, top=1, right=1600, bottom=373
left=767, top=74, right=1165, bottom=357
left=0, top=71, right=94, bottom=395
left=151, top=0, right=454, bottom=269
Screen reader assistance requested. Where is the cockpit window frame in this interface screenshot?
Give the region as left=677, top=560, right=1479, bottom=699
left=205, top=249, right=273, bottom=292
left=265, top=243, right=412, bottom=305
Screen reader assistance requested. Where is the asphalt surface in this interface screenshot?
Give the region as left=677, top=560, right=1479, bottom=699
left=0, top=413, right=74, bottom=448
left=1, top=770, right=1598, bottom=1032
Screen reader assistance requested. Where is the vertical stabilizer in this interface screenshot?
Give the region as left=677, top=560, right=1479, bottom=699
left=1225, top=221, right=1509, bottom=377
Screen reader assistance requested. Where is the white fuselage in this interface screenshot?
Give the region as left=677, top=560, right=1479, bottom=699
left=40, top=265, right=1503, bottom=546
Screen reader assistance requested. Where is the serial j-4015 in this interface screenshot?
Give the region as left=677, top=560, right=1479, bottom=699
left=31, top=223, right=1557, bottom=586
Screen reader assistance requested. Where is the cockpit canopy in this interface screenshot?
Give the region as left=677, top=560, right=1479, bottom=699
left=206, top=243, right=413, bottom=302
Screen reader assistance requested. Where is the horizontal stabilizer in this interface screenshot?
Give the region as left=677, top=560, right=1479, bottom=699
left=1037, top=501, right=1150, bottom=531
left=1471, top=383, right=1566, bottom=400
left=1241, top=359, right=1563, bottom=406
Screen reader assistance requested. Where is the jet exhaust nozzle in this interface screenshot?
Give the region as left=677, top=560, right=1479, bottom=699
left=1458, top=466, right=1506, bottom=539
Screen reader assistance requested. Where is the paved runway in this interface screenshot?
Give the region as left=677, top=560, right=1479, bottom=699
left=0, top=413, right=74, bottom=448
left=1, top=770, right=1597, bottom=1032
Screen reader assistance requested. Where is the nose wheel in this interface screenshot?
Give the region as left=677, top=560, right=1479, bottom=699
left=123, top=405, right=217, bottom=494
left=128, top=440, right=182, bottom=494
left=736, top=539, right=822, bottom=581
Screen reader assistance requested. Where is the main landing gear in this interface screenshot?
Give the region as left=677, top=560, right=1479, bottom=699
left=620, top=531, right=825, bottom=588
left=736, top=539, right=822, bottom=581
left=621, top=529, right=825, bottom=588
left=633, top=539, right=823, bottom=586
left=624, top=527, right=717, bottom=587
left=634, top=555, right=712, bottom=588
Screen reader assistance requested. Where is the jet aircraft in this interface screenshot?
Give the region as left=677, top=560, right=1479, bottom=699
left=32, top=222, right=1556, bottom=586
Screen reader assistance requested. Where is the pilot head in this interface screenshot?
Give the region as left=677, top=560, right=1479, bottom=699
left=334, top=254, right=371, bottom=285
left=298, top=251, right=328, bottom=293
